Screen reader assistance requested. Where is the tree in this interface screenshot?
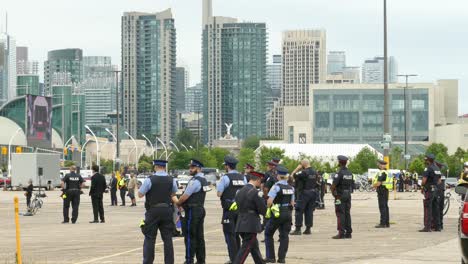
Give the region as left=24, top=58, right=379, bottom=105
left=138, top=154, right=154, bottom=173
left=174, top=129, right=198, bottom=149
left=238, top=148, right=255, bottom=171
left=426, top=143, right=449, bottom=159
left=258, top=147, right=285, bottom=171
left=409, top=156, right=425, bottom=175
left=168, top=150, right=193, bottom=170
left=210, top=147, right=230, bottom=169
left=348, top=161, right=364, bottom=174
left=242, top=135, right=260, bottom=149
left=64, top=160, right=75, bottom=167
left=390, top=146, right=404, bottom=170
left=352, top=147, right=378, bottom=173
left=99, top=159, right=113, bottom=174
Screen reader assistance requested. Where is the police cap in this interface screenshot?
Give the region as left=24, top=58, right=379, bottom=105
left=267, top=161, right=278, bottom=166
left=276, top=165, right=289, bottom=176
left=153, top=159, right=168, bottom=167
left=272, top=157, right=281, bottom=163
left=424, top=153, right=435, bottom=161
left=337, top=155, right=349, bottom=162
left=244, top=163, right=255, bottom=170
left=189, top=159, right=204, bottom=168
left=249, top=171, right=264, bottom=180
left=435, top=160, right=446, bottom=168
left=223, top=155, right=239, bottom=166
left=377, top=159, right=387, bottom=165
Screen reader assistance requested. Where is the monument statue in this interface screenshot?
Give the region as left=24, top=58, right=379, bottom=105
left=225, top=123, right=233, bottom=136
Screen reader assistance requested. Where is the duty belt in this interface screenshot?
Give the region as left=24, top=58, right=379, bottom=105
left=67, top=188, right=80, bottom=191
left=150, top=203, right=170, bottom=208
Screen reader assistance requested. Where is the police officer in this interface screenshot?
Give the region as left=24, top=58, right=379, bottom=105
left=176, top=159, right=209, bottom=264
left=330, top=155, right=353, bottom=239
left=419, top=154, right=441, bottom=232
left=263, top=159, right=279, bottom=198
left=217, top=156, right=247, bottom=264
left=317, top=170, right=326, bottom=209
left=264, top=166, right=294, bottom=263
left=61, top=165, right=84, bottom=224
left=244, top=163, right=255, bottom=182
left=138, top=160, right=179, bottom=264
left=435, top=160, right=446, bottom=230
left=373, top=160, right=391, bottom=228
left=233, top=171, right=267, bottom=264
left=290, top=159, right=318, bottom=235
left=118, top=175, right=127, bottom=206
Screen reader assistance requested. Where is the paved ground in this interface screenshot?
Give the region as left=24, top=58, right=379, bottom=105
left=0, top=189, right=462, bottom=264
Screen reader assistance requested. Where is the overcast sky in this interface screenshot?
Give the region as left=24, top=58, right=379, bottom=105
left=2, top=0, right=467, bottom=114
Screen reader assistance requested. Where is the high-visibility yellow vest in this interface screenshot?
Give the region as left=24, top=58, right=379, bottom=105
left=323, top=173, right=330, bottom=181
left=373, top=170, right=393, bottom=190
left=118, top=178, right=126, bottom=188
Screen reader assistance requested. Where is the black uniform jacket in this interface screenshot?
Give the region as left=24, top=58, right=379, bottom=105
left=235, top=183, right=267, bottom=233
left=89, top=173, right=107, bottom=198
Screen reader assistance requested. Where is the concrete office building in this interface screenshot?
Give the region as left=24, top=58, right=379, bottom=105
left=362, top=56, right=398, bottom=83
left=0, top=34, right=16, bottom=105
left=82, top=56, right=116, bottom=132
left=121, top=10, right=176, bottom=143
left=202, top=0, right=268, bottom=143
left=44, top=49, right=83, bottom=96
left=281, top=80, right=458, bottom=145
left=326, top=67, right=360, bottom=84
left=327, top=51, right=346, bottom=74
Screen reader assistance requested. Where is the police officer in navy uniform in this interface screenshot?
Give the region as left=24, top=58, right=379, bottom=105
left=330, top=155, right=353, bottom=239
left=290, top=159, right=318, bottom=235
left=435, top=160, right=446, bottom=230
left=61, top=165, right=84, bottom=224
left=233, top=171, right=267, bottom=264
left=264, top=166, right=294, bottom=263
left=138, top=160, right=179, bottom=264
left=176, top=159, right=209, bottom=264
left=217, top=156, right=247, bottom=264
left=419, top=153, right=441, bottom=232
left=244, top=163, right=255, bottom=182
left=373, top=160, right=390, bottom=228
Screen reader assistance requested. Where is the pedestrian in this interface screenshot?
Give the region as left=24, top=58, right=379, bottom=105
left=419, top=153, right=441, bottom=232
left=119, top=174, right=127, bottom=206
left=460, top=162, right=468, bottom=181
left=233, top=171, right=267, bottom=264
left=24, top=179, right=33, bottom=209
left=89, top=164, right=106, bottom=223
left=138, top=159, right=179, bottom=264
left=262, top=159, right=279, bottom=230
left=373, top=160, right=392, bottom=228
left=413, top=173, right=419, bottom=192
left=176, top=159, right=209, bottom=264
left=217, top=155, right=246, bottom=264
left=435, top=161, right=446, bottom=230
left=317, top=170, right=326, bottom=209
left=128, top=173, right=138, bottom=206
left=244, top=163, right=255, bottom=182
left=264, top=166, right=294, bottom=263
left=290, top=159, right=318, bottom=235
left=330, top=155, right=353, bottom=239
left=109, top=173, right=118, bottom=206
left=61, top=165, right=84, bottom=224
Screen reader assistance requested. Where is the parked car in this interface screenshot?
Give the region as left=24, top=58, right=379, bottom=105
left=0, top=177, right=11, bottom=187
left=455, top=184, right=468, bottom=264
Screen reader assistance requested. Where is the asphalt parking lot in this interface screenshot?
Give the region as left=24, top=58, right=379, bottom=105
left=0, top=189, right=462, bottom=264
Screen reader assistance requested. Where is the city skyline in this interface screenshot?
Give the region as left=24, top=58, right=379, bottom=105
left=1, top=0, right=467, bottom=114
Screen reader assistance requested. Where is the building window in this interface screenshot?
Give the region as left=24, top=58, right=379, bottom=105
left=288, top=126, right=294, bottom=143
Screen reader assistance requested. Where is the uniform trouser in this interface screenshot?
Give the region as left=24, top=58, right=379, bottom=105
left=142, top=207, right=174, bottom=264
left=294, top=190, right=317, bottom=228
left=320, top=184, right=326, bottom=208
left=91, top=195, right=105, bottom=221
left=398, top=181, right=404, bottom=192
left=335, top=198, right=352, bottom=236
left=377, top=189, right=389, bottom=225
left=265, top=208, right=292, bottom=260
left=63, top=190, right=80, bottom=222
left=222, top=209, right=240, bottom=262
left=423, top=190, right=440, bottom=230
left=233, top=233, right=265, bottom=264
left=110, top=189, right=117, bottom=205
left=26, top=195, right=31, bottom=208
left=438, top=189, right=445, bottom=229
left=181, top=207, right=206, bottom=264
left=120, top=189, right=126, bottom=205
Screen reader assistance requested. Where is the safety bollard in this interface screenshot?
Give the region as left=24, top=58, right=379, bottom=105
left=14, top=196, right=22, bottom=264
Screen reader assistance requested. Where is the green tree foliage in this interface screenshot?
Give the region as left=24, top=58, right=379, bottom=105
left=426, top=143, right=449, bottom=160
left=242, top=135, right=261, bottom=149
left=409, top=156, right=425, bottom=175
left=258, top=147, right=285, bottom=171
left=210, top=148, right=230, bottom=169
left=99, top=159, right=114, bottom=174
left=347, top=161, right=363, bottom=174
left=238, top=148, right=255, bottom=171
left=137, top=154, right=154, bottom=173
left=174, top=129, right=198, bottom=149
left=351, top=147, right=378, bottom=174
left=64, top=160, right=75, bottom=168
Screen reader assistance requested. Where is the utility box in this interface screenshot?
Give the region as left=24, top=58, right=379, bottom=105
left=11, top=153, right=60, bottom=188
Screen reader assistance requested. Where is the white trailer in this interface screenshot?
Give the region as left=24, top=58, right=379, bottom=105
left=11, top=153, right=60, bottom=189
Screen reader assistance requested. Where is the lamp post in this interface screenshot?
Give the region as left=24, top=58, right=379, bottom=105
left=142, top=134, right=155, bottom=159
left=105, top=128, right=117, bottom=171
left=63, top=135, right=75, bottom=160
left=189, top=146, right=194, bottom=150
left=80, top=139, right=91, bottom=169
left=383, top=0, right=390, bottom=167
left=397, top=74, right=418, bottom=170
left=85, top=125, right=100, bottom=168
left=169, top=141, right=180, bottom=152
left=125, top=131, right=138, bottom=170
left=8, top=128, right=22, bottom=178
left=180, top=143, right=189, bottom=152
left=156, top=137, right=168, bottom=161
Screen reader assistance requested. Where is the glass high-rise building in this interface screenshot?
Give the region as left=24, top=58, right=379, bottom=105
left=266, top=54, right=282, bottom=114
left=82, top=56, right=116, bottom=132
left=185, top=83, right=202, bottom=113
left=327, top=51, right=346, bottom=74
left=175, top=67, right=186, bottom=113
left=121, top=10, right=176, bottom=143
left=0, top=34, right=16, bottom=106
left=362, top=56, right=398, bottom=83
left=44, top=49, right=83, bottom=96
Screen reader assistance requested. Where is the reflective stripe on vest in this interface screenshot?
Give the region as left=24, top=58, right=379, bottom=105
left=373, top=170, right=393, bottom=190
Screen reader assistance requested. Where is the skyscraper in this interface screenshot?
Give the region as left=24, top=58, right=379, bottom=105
left=202, top=0, right=267, bottom=142
left=0, top=33, right=16, bottom=105
left=175, top=67, right=186, bottom=113
left=121, top=10, right=176, bottom=143
left=267, top=55, right=282, bottom=100
left=44, top=49, right=83, bottom=96
left=362, top=56, right=398, bottom=83
left=282, top=30, right=327, bottom=106
left=82, top=56, right=116, bottom=131
left=327, top=51, right=346, bottom=74
left=185, top=83, right=203, bottom=113
left=16, top=46, right=38, bottom=75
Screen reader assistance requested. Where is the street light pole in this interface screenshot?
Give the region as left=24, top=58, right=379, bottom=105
left=156, top=137, right=168, bottom=160
left=85, top=125, right=100, bottom=168
left=113, top=70, right=121, bottom=160
left=80, top=139, right=91, bottom=169
left=383, top=0, right=390, bottom=166
left=125, top=131, right=138, bottom=170
left=142, top=134, right=155, bottom=159
left=397, top=74, right=418, bottom=170
left=105, top=128, right=117, bottom=171
left=8, top=128, right=22, bottom=178
left=169, top=141, right=180, bottom=152
left=180, top=143, right=189, bottom=152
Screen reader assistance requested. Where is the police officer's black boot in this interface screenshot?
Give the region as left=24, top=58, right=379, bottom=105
left=332, top=233, right=344, bottom=239
left=290, top=227, right=301, bottom=235
left=263, top=258, right=276, bottom=263
left=303, top=227, right=311, bottom=235
left=277, top=259, right=286, bottom=263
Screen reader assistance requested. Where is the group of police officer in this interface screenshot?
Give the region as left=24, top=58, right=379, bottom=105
left=134, top=151, right=450, bottom=264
